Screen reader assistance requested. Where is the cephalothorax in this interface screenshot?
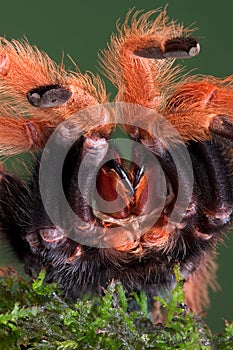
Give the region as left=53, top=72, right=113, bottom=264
left=0, top=9, right=233, bottom=314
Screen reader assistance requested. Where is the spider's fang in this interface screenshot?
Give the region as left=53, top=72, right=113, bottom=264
left=107, top=159, right=135, bottom=196
left=27, top=84, right=72, bottom=108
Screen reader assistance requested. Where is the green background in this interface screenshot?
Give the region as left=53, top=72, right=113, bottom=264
left=0, top=0, right=232, bottom=332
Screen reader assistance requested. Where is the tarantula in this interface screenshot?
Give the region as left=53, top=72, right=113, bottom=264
left=0, top=8, right=232, bottom=315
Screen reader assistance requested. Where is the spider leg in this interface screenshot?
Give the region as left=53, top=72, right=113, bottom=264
left=0, top=37, right=114, bottom=156
left=0, top=115, right=53, bottom=155
left=0, top=37, right=111, bottom=155
left=184, top=251, right=218, bottom=314
left=164, top=79, right=233, bottom=143
left=189, top=140, right=233, bottom=231
left=101, top=8, right=233, bottom=147
left=101, top=8, right=199, bottom=109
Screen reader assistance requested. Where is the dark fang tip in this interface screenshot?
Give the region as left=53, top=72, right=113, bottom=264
left=27, top=84, right=72, bottom=108
left=107, top=159, right=135, bottom=195
left=134, top=37, right=200, bottom=60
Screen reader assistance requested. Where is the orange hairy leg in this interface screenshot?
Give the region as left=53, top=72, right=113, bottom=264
left=101, top=9, right=199, bottom=109
left=0, top=38, right=106, bottom=119
left=183, top=253, right=218, bottom=314
left=101, top=9, right=233, bottom=145
left=163, top=78, right=233, bottom=142
left=0, top=116, right=51, bottom=155
left=0, top=39, right=109, bottom=154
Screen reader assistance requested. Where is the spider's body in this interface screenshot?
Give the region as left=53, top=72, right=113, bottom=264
left=0, top=9, right=233, bottom=314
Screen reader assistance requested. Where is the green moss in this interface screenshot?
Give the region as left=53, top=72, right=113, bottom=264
left=0, top=268, right=232, bottom=350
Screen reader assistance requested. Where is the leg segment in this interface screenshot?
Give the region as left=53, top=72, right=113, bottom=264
left=0, top=116, right=52, bottom=155
left=0, top=37, right=106, bottom=115
left=101, top=9, right=233, bottom=147
left=0, top=37, right=107, bottom=155
left=184, top=251, right=218, bottom=314
left=101, top=9, right=199, bottom=109
left=164, top=79, right=233, bottom=144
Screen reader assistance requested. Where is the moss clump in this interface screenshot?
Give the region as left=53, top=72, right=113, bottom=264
left=0, top=268, right=232, bottom=349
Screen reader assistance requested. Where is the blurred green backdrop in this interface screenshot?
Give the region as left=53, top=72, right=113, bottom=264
left=0, top=0, right=232, bottom=333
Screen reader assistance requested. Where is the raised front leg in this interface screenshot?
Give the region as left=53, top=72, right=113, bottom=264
left=101, top=8, right=199, bottom=109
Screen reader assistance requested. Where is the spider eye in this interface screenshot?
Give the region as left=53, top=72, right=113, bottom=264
left=27, top=84, right=72, bottom=108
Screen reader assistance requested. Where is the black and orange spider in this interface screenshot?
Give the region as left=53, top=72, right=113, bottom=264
left=0, top=8, right=232, bottom=315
